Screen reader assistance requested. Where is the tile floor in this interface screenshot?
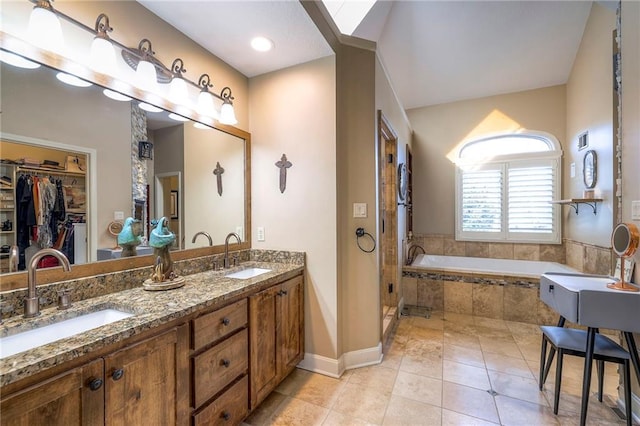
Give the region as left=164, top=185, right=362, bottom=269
left=244, top=311, right=631, bottom=425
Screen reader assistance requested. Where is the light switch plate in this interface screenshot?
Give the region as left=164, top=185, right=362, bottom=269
left=632, top=201, right=640, bottom=220
left=570, top=163, right=576, bottom=178
left=257, top=227, right=265, bottom=242
left=114, top=211, right=124, bottom=220
left=353, top=203, right=367, bottom=218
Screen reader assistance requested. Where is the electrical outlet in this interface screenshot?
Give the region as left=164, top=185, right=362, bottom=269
left=570, top=163, right=576, bottom=178
left=353, top=203, right=367, bottom=218
left=114, top=211, right=124, bottom=220
left=257, top=227, right=265, bottom=242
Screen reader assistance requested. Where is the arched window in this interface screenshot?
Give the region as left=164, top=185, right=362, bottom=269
left=455, top=131, right=562, bottom=244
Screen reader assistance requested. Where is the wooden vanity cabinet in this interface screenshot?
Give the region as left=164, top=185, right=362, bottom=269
left=190, top=299, right=249, bottom=425
left=1, top=326, right=187, bottom=426
left=249, top=274, right=304, bottom=409
left=0, top=358, right=104, bottom=426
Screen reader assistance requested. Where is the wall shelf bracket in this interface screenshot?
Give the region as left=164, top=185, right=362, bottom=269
left=550, top=199, right=602, bottom=215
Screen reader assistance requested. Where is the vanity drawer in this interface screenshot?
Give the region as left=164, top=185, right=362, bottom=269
left=540, top=274, right=579, bottom=322
left=193, top=329, right=248, bottom=408
left=192, top=299, right=247, bottom=350
left=193, top=375, right=248, bottom=426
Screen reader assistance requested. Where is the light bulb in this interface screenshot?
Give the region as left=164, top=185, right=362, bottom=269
left=90, top=36, right=117, bottom=75
left=56, top=72, right=92, bottom=88
left=103, top=89, right=131, bottom=102
left=0, top=51, right=40, bottom=69
left=28, top=3, right=64, bottom=53
left=135, top=60, right=158, bottom=93
left=138, top=102, right=162, bottom=113
left=219, top=102, right=238, bottom=125
left=169, top=76, right=189, bottom=106
left=197, top=90, right=218, bottom=119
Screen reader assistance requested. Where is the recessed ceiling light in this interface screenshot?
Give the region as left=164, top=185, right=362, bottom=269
left=56, top=72, right=92, bottom=87
left=103, top=89, right=131, bottom=102
left=251, top=36, right=274, bottom=52
left=0, top=50, right=40, bottom=69
left=168, top=113, right=189, bottom=122
left=139, top=102, right=163, bottom=113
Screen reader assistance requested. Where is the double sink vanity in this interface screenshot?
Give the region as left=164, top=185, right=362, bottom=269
left=0, top=252, right=304, bottom=425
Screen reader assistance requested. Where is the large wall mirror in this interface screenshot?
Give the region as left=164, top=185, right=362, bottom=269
left=0, top=38, right=251, bottom=289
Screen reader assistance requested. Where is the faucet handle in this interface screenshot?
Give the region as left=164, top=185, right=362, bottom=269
left=232, top=254, right=239, bottom=267
left=57, top=291, right=72, bottom=310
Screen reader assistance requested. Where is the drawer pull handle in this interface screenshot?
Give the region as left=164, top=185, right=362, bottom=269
left=221, top=411, right=231, bottom=421
left=112, top=368, right=124, bottom=381
left=278, top=290, right=288, bottom=296
left=222, top=317, right=231, bottom=326
left=549, top=284, right=554, bottom=292
left=221, top=359, right=231, bottom=368
left=88, top=378, right=103, bottom=391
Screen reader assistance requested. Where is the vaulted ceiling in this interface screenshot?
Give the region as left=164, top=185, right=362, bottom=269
left=138, top=1, right=601, bottom=110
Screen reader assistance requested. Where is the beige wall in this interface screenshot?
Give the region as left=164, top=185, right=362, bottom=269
left=336, top=44, right=379, bottom=355
left=249, top=56, right=338, bottom=361
left=407, top=86, right=567, bottom=236
left=565, top=2, right=616, bottom=248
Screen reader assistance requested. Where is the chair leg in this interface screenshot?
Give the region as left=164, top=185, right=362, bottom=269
left=554, top=349, right=564, bottom=415
left=540, top=335, right=548, bottom=390
left=596, top=360, right=604, bottom=402
left=624, top=360, right=632, bottom=426
left=543, top=345, right=556, bottom=386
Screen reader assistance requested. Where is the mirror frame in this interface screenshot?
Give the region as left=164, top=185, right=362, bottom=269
left=0, top=32, right=251, bottom=291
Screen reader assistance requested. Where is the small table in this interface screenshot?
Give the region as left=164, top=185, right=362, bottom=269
left=540, top=272, right=640, bottom=426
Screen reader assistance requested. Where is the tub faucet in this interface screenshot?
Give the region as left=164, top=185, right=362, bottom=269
left=406, top=244, right=425, bottom=265
left=25, top=248, right=71, bottom=318
left=223, top=232, right=241, bottom=269
left=192, top=231, right=213, bottom=246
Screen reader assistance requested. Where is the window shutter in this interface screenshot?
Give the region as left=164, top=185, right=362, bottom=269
left=508, top=164, right=554, bottom=233
left=461, top=168, right=502, bottom=233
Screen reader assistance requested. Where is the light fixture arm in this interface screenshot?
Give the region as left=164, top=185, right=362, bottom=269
left=171, top=58, right=186, bottom=77
left=94, top=13, right=112, bottom=38
left=220, top=86, right=234, bottom=105
left=198, top=73, right=213, bottom=92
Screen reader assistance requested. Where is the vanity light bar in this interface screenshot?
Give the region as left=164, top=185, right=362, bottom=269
left=23, top=0, right=237, bottom=123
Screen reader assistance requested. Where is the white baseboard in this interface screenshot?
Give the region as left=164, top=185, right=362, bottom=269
left=297, top=343, right=383, bottom=378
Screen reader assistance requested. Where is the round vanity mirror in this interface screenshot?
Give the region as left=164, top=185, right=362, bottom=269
left=607, top=222, right=639, bottom=292
left=583, top=150, right=597, bottom=189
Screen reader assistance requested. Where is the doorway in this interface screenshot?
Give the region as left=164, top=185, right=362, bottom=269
left=377, top=111, right=399, bottom=344
left=154, top=172, right=182, bottom=250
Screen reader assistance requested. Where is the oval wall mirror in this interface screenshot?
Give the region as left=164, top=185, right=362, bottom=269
left=607, top=222, right=639, bottom=292
left=583, top=150, right=597, bottom=189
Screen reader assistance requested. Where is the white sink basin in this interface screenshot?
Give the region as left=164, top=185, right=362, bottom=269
left=225, top=267, right=271, bottom=279
left=0, top=308, right=134, bottom=359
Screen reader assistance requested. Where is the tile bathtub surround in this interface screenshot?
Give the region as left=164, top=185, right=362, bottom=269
left=401, top=271, right=557, bottom=325
left=243, top=312, right=627, bottom=426
left=0, top=249, right=304, bottom=319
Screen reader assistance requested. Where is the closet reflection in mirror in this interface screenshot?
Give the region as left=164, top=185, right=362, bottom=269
left=0, top=57, right=247, bottom=275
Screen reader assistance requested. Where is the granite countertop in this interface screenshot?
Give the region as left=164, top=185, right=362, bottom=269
left=0, top=261, right=303, bottom=387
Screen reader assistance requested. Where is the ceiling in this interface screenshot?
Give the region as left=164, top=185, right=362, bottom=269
left=138, top=1, right=600, bottom=110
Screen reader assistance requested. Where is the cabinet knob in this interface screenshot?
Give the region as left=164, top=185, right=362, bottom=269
left=221, top=317, right=230, bottom=326
left=112, top=368, right=124, bottom=381
left=88, top=378, right=103, bottom=391
left=221, top=359, right=231, bottom=368
left=221, top=411, right=231, bottom=421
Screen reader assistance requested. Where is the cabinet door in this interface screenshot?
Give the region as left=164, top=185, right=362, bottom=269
left=104, top=328, right=178, bottom=426
left=278, top=276, right=304, bottom=376
left=1, top=358, right=104, bottom=426
left=249, top=285, right=280, bottom=409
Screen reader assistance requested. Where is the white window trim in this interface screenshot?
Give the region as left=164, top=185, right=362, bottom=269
left=454, top=131, right=562, bottom=244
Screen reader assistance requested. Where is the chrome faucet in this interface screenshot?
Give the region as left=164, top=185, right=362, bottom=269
left=25, top=248, right=71, bottom=318
left=192, top=231, right=213, bottom=246
left=8, top=245, right=18, bottom=273
left=223, top=232, right=241, bottom=269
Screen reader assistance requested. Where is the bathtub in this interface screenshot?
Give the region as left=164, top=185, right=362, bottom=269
left=409, top=254, right=577, bottom=279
